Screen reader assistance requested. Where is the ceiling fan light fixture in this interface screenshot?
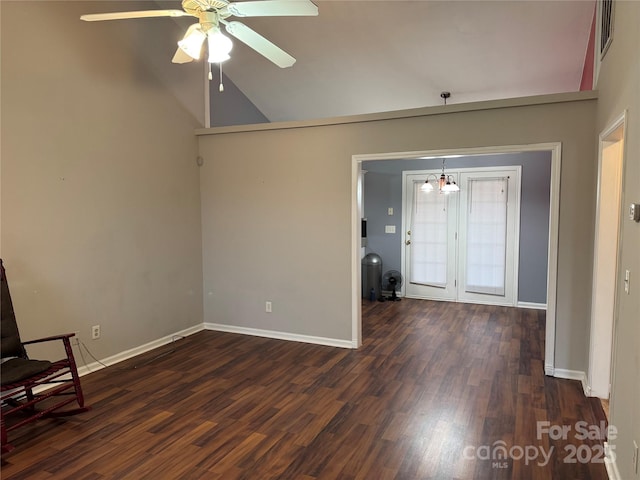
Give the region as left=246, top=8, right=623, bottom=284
left=81, top=0, right=319, bottom=68
left=178, top=24, right=206, bottom=60
left=207, top=29, right=233, bottom=63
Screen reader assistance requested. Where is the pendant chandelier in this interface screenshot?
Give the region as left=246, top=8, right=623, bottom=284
left=421, top=159, right=460, bottom=194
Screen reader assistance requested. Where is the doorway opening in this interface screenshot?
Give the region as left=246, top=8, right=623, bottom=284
left=402, top=166, right=521, bottom=306
left=351, top=143, right=562, bottom=377
left=587, top=112, right=626, bottom=405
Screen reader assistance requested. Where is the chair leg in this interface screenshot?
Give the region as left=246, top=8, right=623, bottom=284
left=24, top=388, right=37, bottom=414
left=1, top=339, right=90, bottom=453
left=63, top=337, right=85, bottom=408
left=1, top=414, right=15, bottom=454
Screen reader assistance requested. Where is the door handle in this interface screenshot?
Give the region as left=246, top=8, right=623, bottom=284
left=405, top=240, right=411, bottom=245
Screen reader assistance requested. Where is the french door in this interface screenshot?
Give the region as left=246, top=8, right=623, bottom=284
left=403, top=167, right=520, bottom=306
left=403, top=173, right=458, bottom=301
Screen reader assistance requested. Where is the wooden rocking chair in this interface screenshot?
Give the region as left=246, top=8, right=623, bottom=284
left=1, top=259, right=90, bottom=454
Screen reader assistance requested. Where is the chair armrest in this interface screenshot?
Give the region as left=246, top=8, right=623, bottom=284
left=22, top=333, right=75, bottom=346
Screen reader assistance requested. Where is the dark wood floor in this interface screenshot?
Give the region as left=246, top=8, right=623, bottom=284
left=2, top=299, right=607, bottom=479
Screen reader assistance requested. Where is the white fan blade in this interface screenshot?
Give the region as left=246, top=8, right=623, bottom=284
left=223, top=21, right=296, bottom=68
left=80, top=10, right=192, bottom=22
left=228, top=0, right=318, bottom=17
left=172, top=47, right=195, bottom=64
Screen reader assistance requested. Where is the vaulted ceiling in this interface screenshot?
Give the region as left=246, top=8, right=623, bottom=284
left=131, top=0, right=595, bottom=124
left=214, top=0, right=595, bottom=122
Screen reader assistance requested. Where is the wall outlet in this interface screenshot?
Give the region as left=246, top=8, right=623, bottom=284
left=91, top=325, right=101, bottom=340
left=265, top=301, right=272, bottom=313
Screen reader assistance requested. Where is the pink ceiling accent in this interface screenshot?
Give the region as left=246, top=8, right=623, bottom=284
left=580, top=4, right=597, bottom=91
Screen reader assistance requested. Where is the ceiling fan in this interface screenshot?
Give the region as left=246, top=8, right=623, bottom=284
left=80, top=0, right=318, bottom=68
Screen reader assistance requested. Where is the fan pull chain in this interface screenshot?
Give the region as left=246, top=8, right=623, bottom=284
left=206, top=62, right=224, bottom=93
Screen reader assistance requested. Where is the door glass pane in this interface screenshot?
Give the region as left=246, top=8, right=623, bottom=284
left=465, top=178, right=508, bottom=296
left=410, top=182, right=448, bottom=287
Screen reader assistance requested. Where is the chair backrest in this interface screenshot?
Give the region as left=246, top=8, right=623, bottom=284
left=1, top=260, right=28, bottom=359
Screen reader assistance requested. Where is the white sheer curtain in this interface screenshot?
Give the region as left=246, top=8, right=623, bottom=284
left=410, top=183, right=448, bottom=287
left=465, top=177, right=508, bottom=296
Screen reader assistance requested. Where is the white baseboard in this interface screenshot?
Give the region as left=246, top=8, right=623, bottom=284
left=203, top=322, right=356, bottom=349
left=74, top=323, right=205, bottom=377
left=516, top=301, right=547, bottom=310
left=604, top=442, right=621, bottom=480
left=553, top=368, right=589, bottom=396
left=25, top=324, right=205, bottom=396
left=53, top=321, right=351, bottom=384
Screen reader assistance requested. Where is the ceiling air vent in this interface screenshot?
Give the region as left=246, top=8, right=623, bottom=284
left=599, top=0, right=614, bottom=59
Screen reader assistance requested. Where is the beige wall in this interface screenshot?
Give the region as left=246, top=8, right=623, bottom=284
left=595, top=1, right=640, bottom=477
left=5, top=2, right=636, bottom=473
left=0, top=1, right=204, bottom=360
left=198, top=95, right=597, bottom=372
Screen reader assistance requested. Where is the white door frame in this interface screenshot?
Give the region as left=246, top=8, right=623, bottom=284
left=457, top=167, right=522, bottom=306
left=402, top=170, right=459, bottom=302
left=351, top=143, right=562, bottom=377
left=587, top=111, right=626, bottom=399
left=400, top=167, right=521, bottom=307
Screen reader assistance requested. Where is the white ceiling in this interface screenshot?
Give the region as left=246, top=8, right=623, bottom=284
left=215, top=0, right=595, bottom=122
left=78, top=0, right=595, bottom=123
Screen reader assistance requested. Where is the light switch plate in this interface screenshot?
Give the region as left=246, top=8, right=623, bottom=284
left=385, top=225, right=396, bottom=234
left=624, top=270, right=630, bottom=294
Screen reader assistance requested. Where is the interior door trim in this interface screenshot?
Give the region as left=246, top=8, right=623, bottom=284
left=352, top=142, right=562, bottom=377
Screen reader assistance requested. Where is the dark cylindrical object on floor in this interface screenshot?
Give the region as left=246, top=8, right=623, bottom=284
left=362, top=253, right=382, bottom=300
